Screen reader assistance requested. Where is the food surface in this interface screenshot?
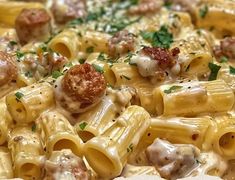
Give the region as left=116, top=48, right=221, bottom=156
left=0, top=0, right=235, bottom=179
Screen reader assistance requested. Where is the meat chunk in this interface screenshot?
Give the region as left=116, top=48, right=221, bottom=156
left=45, top=149, right=90, bottom=180
left=146, top=138, right=200, bottom=180
left=15, top=8, right=51, bottom=45
left=213, top=37, right=235, bottom=60
left=0, top=51, right=17, bottom=86
left=108, top=30, right=136, bottom=57
left=128, top=0, right=163, bottom=15
left=142, top=46, right=180, bottom=70
left=51, top=0, right=87, bottom=24
left=55, top=63, right=106, bottom=113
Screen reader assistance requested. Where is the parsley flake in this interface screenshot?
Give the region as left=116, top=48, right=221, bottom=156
left=16, top=51, right=24, bottom=61
left=164, top=86, right=183, bottom=94
left=199, top=5, right=208, bottom=18
left=220, top=56, right=228, bottom=63
left=15, top=92, right=24, bottom=100
left=92, top=64, right=104, bottom=73
left=98, top=53, right=105, bottom=61
left=86, top=46, right=94, bottom=53
left=9, top=41, right=17, bottom=46
left=79, top=58, right=86, bottom=64
left=208, top=62, right=221, bottom=81
left=25, top=71, right=33, bottom=78
left=31, top=123, right=36, bottom=132
left=229, top=66, right=235, bottom=75
left=79, top=122, right=88, bottom=130
left=141, top=26, right=173, bottom=49
left=127, top=143, right=134, bottom=153
left=52, top=71, right=63, bottom=79
left=121, top=75, right=131, bottom=80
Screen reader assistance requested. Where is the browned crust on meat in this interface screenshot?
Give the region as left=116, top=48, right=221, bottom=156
left=15, top=8, right=51, bottom=26
left=214, top=37, right=235, bottom=60
left=108, top=30, right=136, bottom=57
left=0, top=51, right=17, bottom=86
left=142, top=46, right=180, bottom=70
left=62, top=63, right=106, bottom=108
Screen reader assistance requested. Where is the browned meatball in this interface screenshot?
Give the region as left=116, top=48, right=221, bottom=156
left=15, top=8, right=51, bottom=45
left=128, top=0, right=163, bottom=15
left=0, top=51, right=17, bottom=86
left=108, top=30, right=136, bottom=57
left=214, top=37, right=235, bottom=60
left=51, top=0, right=87, bottom=24
left=55, top=63, right=106, bottom=113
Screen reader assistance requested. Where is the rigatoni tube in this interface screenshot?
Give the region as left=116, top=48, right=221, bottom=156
left=0, top=147, right=13, bottom=179
left=84, top=105, right=151, bottom=178
left=36, top=110, right=83, bottom=157
left=0, top=97, right=12, bottom=145
left=6, top=82, right=55, bottom=124
left=8, top=126, right=45, bottom=180
left=75, top=97, right=117, bottom=142
left=153, top=80, right=234, bottom=116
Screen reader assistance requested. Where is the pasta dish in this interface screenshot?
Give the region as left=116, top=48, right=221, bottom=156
left=0, top=0, right=235, bottom=179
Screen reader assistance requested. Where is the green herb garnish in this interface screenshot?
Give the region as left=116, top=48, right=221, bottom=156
left=220, top=56, right=228, bottom=63
left=15, top=92, right=24, bottom=100
left=164, top=86, right=183, bottom=94
left=9, top=41, right=17, bottom=46
left=52, top=71, right=63, bottom=79
left=25, top=71, right=33, bottom=78
left=79, top=122, right=88, bottom=130
left=86, top=46, right=94, bottom=53
left=92, top=64, right=104, bottom=73
left=140, top=26, right=173, bottom=49
left=98, top=53, right=105, bottom=61
left=229, top=66, right=235, bottom=75
left=127, top=143, right=134, bottom=153
left=199, top=5, right=208, bottom=18
left=208, top=62, right=221, bottom=81
left=31, top=124, right=36, bottom=132
left=16, top=51, right=24, bottom=61
left=121, top=75, right=131, bottom=80
left=79, top=58, right=86, bottom=64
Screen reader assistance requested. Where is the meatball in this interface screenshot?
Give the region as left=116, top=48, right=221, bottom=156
left=45, top=149, right=90, bottom=180
left=15, top=8, right=51, bottom=45
left=214, top=37, right=235, bottom=60
left=146, top=138, right=200, bottom=179
left=51, top=0, right=87, bottom=24
left=108, top=30, right=136, bottom=57
left=0, top=51, right=17, bottom=86
left=55, top=63, right=106, bottom=113
left=128, top=0, right=163, bottom=15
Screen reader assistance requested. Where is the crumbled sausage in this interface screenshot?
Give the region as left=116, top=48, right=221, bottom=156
left=45, top=149, right=90, bottom=180
left=146, top=138, right=200, bottom=180
left=51, top=0, right=87, bottom=24
left=128, top=0, right=163, bottom=15
left=57, top=63, right=106, bottom=113
left=15, top=8, right=51, bottom=45
left=142, top=46, right=180, bottom=70
left=108, top=30, right=136, bottom=57
left=0, top=51, right=17, bottom=86
left=214, top=37, right=235, bottom=60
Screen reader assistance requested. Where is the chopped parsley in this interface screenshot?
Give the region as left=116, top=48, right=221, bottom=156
left=98, top=53, right=105, bottom=61
left=16, top=51, right=24, bottom=61
left=208, top=62, right=221, bottom=81
left=229, top=66, right=235, bottom=75
left=31, top=123, right=36, bottom=132
left=86, top=46, right=94, bottom=53
left=52, top=71, right=63, bottom=79
left=15, top=92, right=24, bottom=100
left=65, top=62, right=73, bottom=67
left=92, top=64, right=104, bottom=73
left=79, top=122, right=88, bottom=130
left=25, top=71, right=33, bottom=78
left=9, top=41, right=17, bottom=46
left=140, top=26, right=173, bottom=49
left=127, top=143, right=134, bottom=153
left=164, top=86, right=183, bottom=94
left=79, top=58, right=86, bottom=64
left=199, top=5, right=208, bottom=18
left=164, top=1, right=172, bottom=9
left=220, top=56, right=228, bottom=63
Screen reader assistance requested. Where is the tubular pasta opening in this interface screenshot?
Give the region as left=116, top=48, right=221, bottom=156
left=53, top=139, right=81, bottom=156
left=20, top=163, right=40, bottom=179
left=219, top=132, right=235, bottom=155
left=51, top=43, right=71, bottom=59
